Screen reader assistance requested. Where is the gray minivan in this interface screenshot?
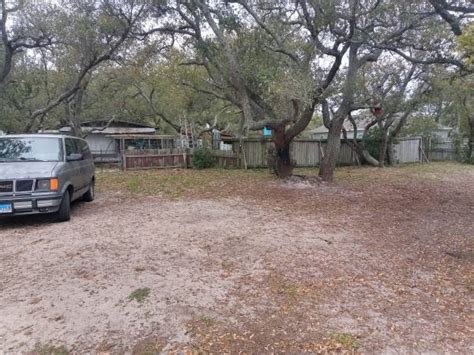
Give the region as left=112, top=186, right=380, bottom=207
left=0, top=134, right=95, bottom=222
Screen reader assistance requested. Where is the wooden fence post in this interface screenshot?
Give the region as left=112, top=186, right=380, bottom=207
left=183, top=149, right=188, bottom=169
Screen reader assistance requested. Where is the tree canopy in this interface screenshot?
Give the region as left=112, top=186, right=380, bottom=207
left=1, top=0, right=471, bottom=177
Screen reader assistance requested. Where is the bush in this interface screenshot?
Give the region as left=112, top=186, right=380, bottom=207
left=192, top=147, right=216, bottom=169
left=362, top=127, right=398, bottom=162
left=452, top=133, right=473, bottom=164
left=362, top=127, right=382, bottom=159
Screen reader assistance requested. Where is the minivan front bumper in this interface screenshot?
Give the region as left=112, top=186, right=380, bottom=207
left=0, top=192, right=64, bottom=217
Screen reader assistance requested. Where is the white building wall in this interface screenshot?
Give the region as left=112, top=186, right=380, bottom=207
left=85, top=134, right=117, bottom=154
left=311, top=131, right=363, bottom=140
left=432, top=129, right=451, bottom=140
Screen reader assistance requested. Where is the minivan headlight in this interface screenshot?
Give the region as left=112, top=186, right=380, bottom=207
left=36, top=178, right=59, bottom=191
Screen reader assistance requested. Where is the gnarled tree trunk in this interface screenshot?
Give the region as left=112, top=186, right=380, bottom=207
left=270, top=126, right=295, bottom=178
left=319, top=119, right=344, bottom=182
left=387, top=139, right=396, bottom=165
left=361, top=149, right=379, bottom=166
left=467, top=115, right=474, bottom=162
left=378, top=128, right=390, bottom=167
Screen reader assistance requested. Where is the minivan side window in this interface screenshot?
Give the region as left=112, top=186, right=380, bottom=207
left=77, top=139, right=92, bottom=160
left=65, top=138, right=79, bottom=158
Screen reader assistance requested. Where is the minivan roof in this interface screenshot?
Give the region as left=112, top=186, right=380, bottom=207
left=1, top=134, right=86, bottom=140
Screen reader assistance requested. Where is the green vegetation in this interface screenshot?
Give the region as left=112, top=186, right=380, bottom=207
left=96, top=168, right=271, bottom=197
left=96, top=162, right=473, bottom=199
left=128, top=287, right=151, bottom=304
left=133, top=340, right=163, bottom=355
left=269, top=277, right=300, bottom=300
left=221, top=260, right=235, bottom=271
left=199, top=315, right=216, bottom=327
left=192, top=147, right=216, bottom=169
left=1, top=1, right=470, bottom=180
left=33, top=343, right=69, bottom=355
left=363, top=127, right=384, bottom=160
left=330, top=333, right=361, bottom=350
left=127, top=176, right=142, bottom=194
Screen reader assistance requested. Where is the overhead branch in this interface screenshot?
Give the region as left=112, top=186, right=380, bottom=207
left=133, top=84, right=181, bottom=133
left=380, top=46, right=467, bottom=69
left=232, top=0, right=301, bottom=64
left=28, top=3, right=147, bottom=123
left=428, top=0, right=474, bottom=35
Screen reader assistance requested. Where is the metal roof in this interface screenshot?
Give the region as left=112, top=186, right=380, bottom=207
left=0, top=134, right=73, bottom=139
left=105, top=134, right=177, bottom=139
left=84, top=127, right=156, bottom=135
left=81, top=119, right=155, bottom=129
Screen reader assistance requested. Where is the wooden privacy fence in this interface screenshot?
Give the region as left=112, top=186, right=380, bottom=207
left=212, top=150, right=240, bottom=168
left=121, top=138, right=428, bottom=170
left=429, top=140, right=459, bottom=161
left=393, top=137, right=423, bottom=164
left=123, top=149, right=189, bottom=170
left=226, top=138, right=362, bottom=168
left=122, top=148, right=239, bottom=170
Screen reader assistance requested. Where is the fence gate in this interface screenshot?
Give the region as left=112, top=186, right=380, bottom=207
left=393, top=137, right=422, bottom=163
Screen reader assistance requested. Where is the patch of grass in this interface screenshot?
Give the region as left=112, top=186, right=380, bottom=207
left=268, top=276, right=300, bottom=300
left=199, top=315, right=215, bottom=327
left=127, top=176, right=142, bottom=193
left=33, top=343, right=69, bottom=355
left=128, top=287, right=151, bottom=304
left=132, top=337, right=164, bottom=355
left=330, top=333, right=361, bottom=350
left=265, top=275, right=318, bottom=308
left=221, top=260, right=235, bottom=271
left=97, top=162, right=471, bottom=198
left=96, top=168, right=271, bottom=197
left=333, top=162, right=472, bottom=183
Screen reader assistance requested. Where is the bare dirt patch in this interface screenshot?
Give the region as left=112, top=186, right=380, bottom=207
left=0, top=163, right=473, bottom=353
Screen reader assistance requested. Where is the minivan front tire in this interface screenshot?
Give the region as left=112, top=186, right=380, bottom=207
left=83, top=180, right=95, bottom=202
left=57, top=190, right=71, bottom=222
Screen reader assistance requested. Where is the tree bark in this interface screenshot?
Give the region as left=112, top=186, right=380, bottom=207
left=387, top=139, right=396, bottom=165
left=319, top=118, right=344, bottom=182
left=343, top=134, right=380, bottom=166
left=467, top=115, right=474, bottom=161
left=319, top=43, right=369, bottom=181
left=378, top=129, right=390, bottom=168
left=342, top=115, right=380, bottom=167
left=0, top=0, right=13, bottom=90
left=271, top=126, right=294, bottom=178
left=361, top=149, right=380, bottom=166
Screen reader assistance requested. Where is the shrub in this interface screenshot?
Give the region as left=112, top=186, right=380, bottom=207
left=128, top=287, right=151, bottom=303
left=452, top=132, right=473, bottom=164
left=362, top=127, right=382, bottom=159
left=192, top=147, right=216, bottom=169
left=362, top=127, right=398, bottom=163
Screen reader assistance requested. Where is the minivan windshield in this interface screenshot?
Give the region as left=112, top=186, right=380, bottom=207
left=0, top=137, right=63, bottom=162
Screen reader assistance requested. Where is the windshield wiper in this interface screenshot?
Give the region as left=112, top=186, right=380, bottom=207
left=0, top=157, right=47, bottom=162
left=19, top=157, right=46, bottom=162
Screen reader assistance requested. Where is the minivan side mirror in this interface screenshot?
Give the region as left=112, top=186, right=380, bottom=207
left=67, top=153, right=83, bottom=161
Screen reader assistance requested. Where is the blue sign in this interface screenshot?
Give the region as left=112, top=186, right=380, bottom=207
left=263, top=127, right=272, bottom=137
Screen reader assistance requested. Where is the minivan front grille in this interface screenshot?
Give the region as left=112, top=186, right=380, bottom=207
left=0, top=180, right=14, bottom=193
left=16, top=179, right=34, bottom=192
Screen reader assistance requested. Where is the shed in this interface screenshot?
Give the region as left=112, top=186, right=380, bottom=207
left=78, top=120, right=156, bottom=156
left=431, top=125, right=452, bottom=140
left=55, top=120, right=179, bottom=162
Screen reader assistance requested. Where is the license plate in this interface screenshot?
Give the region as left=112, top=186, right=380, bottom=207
left=0, top=203, right=13, bottom=214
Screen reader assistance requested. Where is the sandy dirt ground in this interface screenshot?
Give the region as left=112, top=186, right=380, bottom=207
left=0, top=164, right=473, bottom=354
